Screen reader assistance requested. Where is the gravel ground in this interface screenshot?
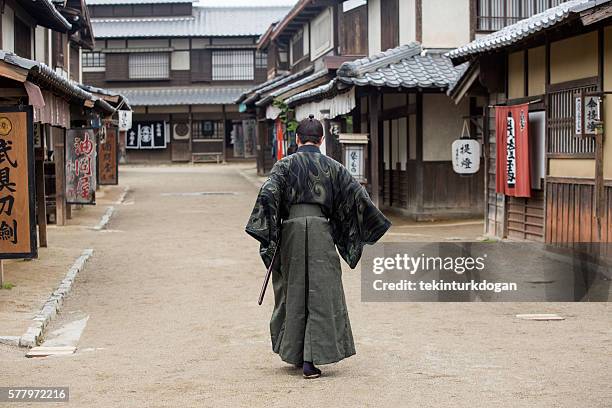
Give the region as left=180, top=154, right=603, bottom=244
left=1, top=164, right=610, bottom=408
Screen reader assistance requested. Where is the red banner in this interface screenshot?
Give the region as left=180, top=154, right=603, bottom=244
left=496, top=104, right=531, bottom=197
left=275, top=119, right=284, bottom=161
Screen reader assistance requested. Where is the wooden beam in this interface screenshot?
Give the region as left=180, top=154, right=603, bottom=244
left=415, top=91, right=424, bottom=213
left=35, top=153, right=47, bottom=247
left=368, top=91, right=380, bottom=207
left=53, top=127, right=67, bottom=226
left=0, top=61, right=28, bottom=82
left=0, top=87, right=27, bottom=97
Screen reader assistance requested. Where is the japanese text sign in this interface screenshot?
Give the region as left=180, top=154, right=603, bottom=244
left=451, top=139, right=480, bottom=175
left=0, top=107, right=37, bottom=259
left=66, top=129, right=97, bottom=204
left=98, top=127, right=118, bottom=185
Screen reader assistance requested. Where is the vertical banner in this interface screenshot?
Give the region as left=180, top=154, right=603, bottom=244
left=275, top=119, right=284, bottom=161
left=0, top=107, right=37, bottom=259
left=66, top=128, right=97, bottom=205
left=99, top=127, right=118, bottom=185
left=495, top=104, right=531, bottom=197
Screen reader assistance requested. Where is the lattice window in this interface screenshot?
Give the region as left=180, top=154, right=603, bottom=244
left=192, top=120, right=224, bottom=140
left=477, top=0, right=569, bottom=32
left=128, top=53, right=169, bottom=79
left=255, top=51, right=267, bottom=69
left=212, top=50, right=254, bottom=81
left=83, top=52, right=106, bottom=68
left=547, top=82, right=597, bottom=156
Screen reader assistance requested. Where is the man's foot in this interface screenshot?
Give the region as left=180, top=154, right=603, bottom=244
left=294, top=362, right=303, bottom=368
left=303, top=361, right=321, bottom=379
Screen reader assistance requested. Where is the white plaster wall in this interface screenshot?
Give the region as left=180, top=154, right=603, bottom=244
left=423, top=94, right=469, bottom=161
left=171, top=50, right=190, bottom=70
left=367, top=0, right=381, bottom=55
left=171, top=38, right=190, bottom=50
left=128, top=39, right=170, bottom=48
left=399, top=0, right=416, bottom=45
left=421, top=0, right=470, bottom=48
left=34, top=26, right=47, bottom=64
left=2, top=6, right=15, bottom=53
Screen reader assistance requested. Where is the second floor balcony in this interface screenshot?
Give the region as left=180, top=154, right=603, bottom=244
left=476, top=0, right=570, bottom=32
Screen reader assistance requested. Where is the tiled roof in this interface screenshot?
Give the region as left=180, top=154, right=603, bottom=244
left=337, top=43, right=468, bottom=89
left=285, top=79, right=338, bottom=106
left=91, top=6, right=291, bottom=38
left=447, top=0, right=600, bottom=61
left=235, top=72, right=291, bottom=104
left=0, top=51, right=93, bottom=102
left=111, top=86, right=248, bottom=106
left=25, top=0, right=72, bottom=31
left=237, top=66, right=314, bottom=105
left=79, top=84, right=131, bottom=108
left=255, top=69, right=330, bottom=106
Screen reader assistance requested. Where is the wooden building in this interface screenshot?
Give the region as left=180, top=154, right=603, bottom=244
left=236, top=0, right=368, bottom=175
left=0, top=0, right=129, bottom=251
left=84, top=0, right=289, bottom=163
left=449, top=0, right=612, bottom=243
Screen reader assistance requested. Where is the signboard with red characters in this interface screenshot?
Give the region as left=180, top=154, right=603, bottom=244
left=66, top=128, right=97, bottom=205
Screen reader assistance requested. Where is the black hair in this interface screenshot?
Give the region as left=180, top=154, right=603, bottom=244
left=296, top=114, right=324, bottom=144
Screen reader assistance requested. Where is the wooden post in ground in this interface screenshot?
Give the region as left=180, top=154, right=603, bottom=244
left=368, top=92, right=380, bottom=207
left=35, top=153, right=48, bottom=247
left=53, top=127, right=67, bottom=226
left=222, top=104, right=227, bottom=164
left=0, top=260, right=4, bottom=287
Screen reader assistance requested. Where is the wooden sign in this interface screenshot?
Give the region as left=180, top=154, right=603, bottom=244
left=0, top=107, right=37, bottom=259
left=66, top=128, right=97, bottom=205
left=575, top=93, right=602, bottom=137
left=98, top=127, right=118, bottom=185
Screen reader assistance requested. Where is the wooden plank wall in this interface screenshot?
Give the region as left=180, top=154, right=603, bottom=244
left=546, top=181, right=612, bottom=243
left=382, top=161, right=483, bottom=212
left=422, top=161, right=484, bottom=210
left=485, top=93, right=506, bottom=238
left=507, top=191, right=545, bottom=241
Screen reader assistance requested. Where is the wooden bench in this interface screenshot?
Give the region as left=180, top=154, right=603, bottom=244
left=192, top=152, right=223, bottom=164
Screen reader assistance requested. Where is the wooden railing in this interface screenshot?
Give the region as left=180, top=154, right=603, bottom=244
left=476, top=0, right=569, bottom=32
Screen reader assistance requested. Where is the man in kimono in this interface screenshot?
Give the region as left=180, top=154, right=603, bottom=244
left=246, top=115, right=391, bottom=379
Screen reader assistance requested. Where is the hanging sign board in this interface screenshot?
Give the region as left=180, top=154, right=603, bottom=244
left=575, top=94, right=602, bottom=137
left=126, top=121, right=167, bottom=149
left=0, top=107, right=37, bottom=260
left=118, top=110, right=132, bottom=131
left=98, top=127, right=118, bottom=185
left=451, top=139, right=480, bottom=175
left=66, top=128, right=97, bottom=205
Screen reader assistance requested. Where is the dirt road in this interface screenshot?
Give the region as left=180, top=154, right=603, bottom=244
left=1, top=164, right=610, bottom=407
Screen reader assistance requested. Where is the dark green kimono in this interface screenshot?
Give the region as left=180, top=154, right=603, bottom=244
left=245, top=145, right=391, bottom=365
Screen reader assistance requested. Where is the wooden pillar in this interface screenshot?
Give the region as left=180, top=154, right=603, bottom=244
left=257, top=118, right=266, bottom=176
left=34, top=152, right=47, bottom=247
left=222, top=104, right=227, bottom=164
left=369, top=92, right=380, bottom=207
left=53, top=127, right=67, bottom=226
left=415, top=91, right=424, bottom=214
